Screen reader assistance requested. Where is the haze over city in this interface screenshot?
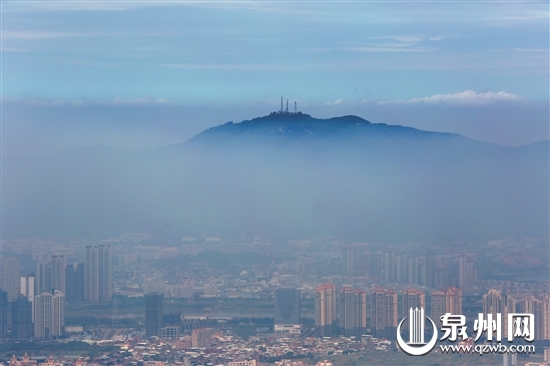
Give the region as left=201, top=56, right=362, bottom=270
left=1, top=1, right=549, bottom=365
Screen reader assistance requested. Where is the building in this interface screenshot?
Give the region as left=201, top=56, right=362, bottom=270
left=339, top=286, right=367, bottom=337
left=432, top=287, right=462, bottom=328
left=315, top=283, right=337, bottom=337
left=383, top=251, right=395, bottom=282
left=145, top=292, right=164, bottom=337
left=342, top=245, right=368, bottom=278
left=20, top=276, right=35, bottom=321
left=370, top=287, right=398, bottom=339
left=65, top=263, right=85, bottom=303
left=226, top=361, right=256, bottom=366
left=482, top=289, right=519, bottom=338
left=543, top=295, right=550, bottom=341
left=368, top=253, right=382, bottom=279
left=0, top=290, right=7, bottom=338
left=274, top=288, right=301, bottom=334
left=520, top=294, right=550, bottom=341
left=401, top=289, right=426, bottom=333
left=424, top=254, right=436, bottom=288
left=12, top=294, right=33, bottom=339
left=34, top=290, right=65, bottom=339
left=191, top=328, right=212, bottom=348
left=50, top=255, right=66, bottom=295
left=458, top=255, right=476, bottom=288
left=36, top=262, right=51, bottom=295
left=8, top=354, right=38, bottom=366
left=503, top=352, right=518, bottom=366
left=4, top=257, right=21, bottom=301
left=85, top=245, right=111, bottom=302
left=159, top=325, right=179, bottom=339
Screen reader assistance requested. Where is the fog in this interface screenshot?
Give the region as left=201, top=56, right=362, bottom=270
left=4, top=113, right=548, bottom=244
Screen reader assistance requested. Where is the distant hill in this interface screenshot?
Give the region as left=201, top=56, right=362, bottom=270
left=3, top=113, right=548, bottom=242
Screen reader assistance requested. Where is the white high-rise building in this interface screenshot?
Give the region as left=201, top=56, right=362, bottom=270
left=20, top=276, right=35, bottom=321
left=85, top=245, right=111, bottom=302
left=50, top=255, right=66, bottom=295
left=34, top=290, right=65, bottom=338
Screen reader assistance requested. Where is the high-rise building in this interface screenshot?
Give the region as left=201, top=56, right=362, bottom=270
left=542, top=294, right=550, bottom=341
left=458, top=255, right=476, bottom=288
left=315, top=283, right=337, bottom=337
left=20, top=276, right=34, bottom=300
left=65, top=263, right=85, bottom=303
left=12, top=294, right=33, bottom=339
left=342, top=246, right=368, bottom=278
left=0, top=290, right=7, bottom=339
left=20, top=276, right=35, bottom=321
left=424, top=254, right=436, bottom=288
left=339, top=286, right=367, bottom=337
left=85, top=245, right=111, bottom=302
left=370, top=287, right=398, bottom=339
left=34, top=290, right=64, bottom=339
left=502, top=352, right=518, bottom=366
left=383, top=251, right=395, bottom=282
left=521, top=295, right=546, bottom=341
left=274, top=288, right=301, bottom=334
left=401, top=289, right=426, bottom=333
left=36, top=262, right=51, bottom=294
left=50, top=255, right=66, bottom=295
left=145, top=293, right=164, bottom=337
left=431, top=287, right=462, bottom=328
left=4, top=257, right=21, bottom=301
left=368, top=253, right=382, bottom=279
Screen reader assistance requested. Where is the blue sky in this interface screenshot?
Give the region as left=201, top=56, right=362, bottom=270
left=2, top=1, right=549, bottom=154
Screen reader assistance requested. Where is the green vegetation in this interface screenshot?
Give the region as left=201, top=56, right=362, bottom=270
left=0, top=341, right=118, bottom=358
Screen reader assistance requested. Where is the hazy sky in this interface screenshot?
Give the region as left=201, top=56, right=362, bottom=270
left=3, top=1, right=549, bottom=155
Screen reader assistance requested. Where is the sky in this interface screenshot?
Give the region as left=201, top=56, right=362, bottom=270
left=2, top=1, right=549, bottom=155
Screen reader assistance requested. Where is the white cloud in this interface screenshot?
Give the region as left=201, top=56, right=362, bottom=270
left=326, top=99, right=343, bottom=106
left=379, top=90, right=524, bottom=105
left=2, top=31, right=83, bottom=40
left=107, top=97, right=171, bottom=105
left=367, top=35, right=423, bottom=43
left=343, top=46, right=430, bottom=53
left=25, top=97, right=171, bottom=106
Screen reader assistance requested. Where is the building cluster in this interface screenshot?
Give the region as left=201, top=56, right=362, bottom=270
left=0, top=245, right=111, bottom=340
left=343, top=245, right=477, bottom=290
left=314, top=283, right=460, bottom=339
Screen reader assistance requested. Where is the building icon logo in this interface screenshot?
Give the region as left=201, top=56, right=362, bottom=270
left=396, top=307, right=438, bottom=356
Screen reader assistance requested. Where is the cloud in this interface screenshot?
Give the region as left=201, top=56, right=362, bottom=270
left=379, top=90, right=524, bottom=105
left=367, top=35, right=423, bottom=43
left=108, top=97, right=170, bottom=105
left=429, top=36, right=446, bottom=41
left=343, top=46, right=431, bottom=53
left=325, top=99, right=343, bottom=106
left=2, top=31, right=85, bottom=40
left=24, top=97, right=171, bottom=106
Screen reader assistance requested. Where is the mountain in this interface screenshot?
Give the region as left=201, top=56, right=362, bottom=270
left=3, top=113, right=549, bottom=242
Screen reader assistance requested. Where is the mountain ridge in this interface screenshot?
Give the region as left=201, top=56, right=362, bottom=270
left=3, top=112, right=548, bottom=241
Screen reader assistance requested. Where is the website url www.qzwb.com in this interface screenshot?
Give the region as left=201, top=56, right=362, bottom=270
left=440, top=344, right=535, bottom=355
